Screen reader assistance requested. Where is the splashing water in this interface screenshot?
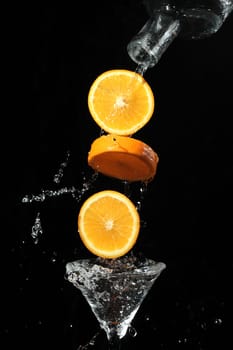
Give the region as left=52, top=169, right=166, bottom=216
left=71, top=172, right=99, bottom=202
left=128, top=325, right=138, bottom=338
left=21, top=149, right=99, bottom=245
left=65, top=257, right=166, bottom=341
left=21, top=172, right=98, bottom=204
left=77, top=331, right=101, bottom=349
left=31, top=211, right=43, bottom=244
left=22, top=187, right=77, bottom=203
left=136, top=181, right=148, bottom=212
left=53, top=150, right=70, bottom=184
left=122, top=180, right=131, bottom=197
left=135, top=63, right=149, bottom=77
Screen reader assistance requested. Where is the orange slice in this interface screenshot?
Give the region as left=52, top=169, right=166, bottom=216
left=88, top=134, right=159, bottom=182
left=78, top=190, right=140, bottom=259
left=88, top=69, right=154, bottom=135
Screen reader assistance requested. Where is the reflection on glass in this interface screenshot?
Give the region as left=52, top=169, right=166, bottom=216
left=65, top=255, right=166, bottom=349
left=127, top=0, right=233, bottom=68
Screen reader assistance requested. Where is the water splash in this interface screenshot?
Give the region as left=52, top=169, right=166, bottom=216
left=53, top=150, right=70, bottom=184
left=128, top=325, right=138, bottom=338
left=77, top=331, right=101, bottom=349
left=66, top=257, right=166, bottom=341
left=22, top=187, right=78, bottom=203
left=122, top=180, right=131, bottom=198
left=21, top=148, right=99, bottom=251
left=31, top=212, right=43, bottom=244
left=21, top=172, right=99, bottom=204
left=99, top=128, right=106, bottom=136
left=71, top=172, right=99, bottom=202
left=136, top=181, right=148, bottom=212
left=213, top=317, right=223, bottom=326
left=135, top=63, right=149, bottom=77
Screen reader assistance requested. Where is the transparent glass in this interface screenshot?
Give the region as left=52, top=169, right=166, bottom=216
left=65, top=255, right=166, bottom=349
left=127, top=0, right=233, bottom=68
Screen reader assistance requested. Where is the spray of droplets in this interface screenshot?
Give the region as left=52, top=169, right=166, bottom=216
left=31, top=212, right=43, bottom=244
left=77, top=331, right=101, bottom=349
left=21, top=150, right=98, bottom=245
left=22, top=174, right=98, bottom=204
left=53, top=150, right=70, bottom=184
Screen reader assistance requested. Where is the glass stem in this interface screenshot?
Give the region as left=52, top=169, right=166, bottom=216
left=108, top=329, right=121, bottom=350
left=108, top=338, right=121, bottom=350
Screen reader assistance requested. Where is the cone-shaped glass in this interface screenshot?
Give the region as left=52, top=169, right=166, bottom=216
left=65, top=256, right=166, bottom=341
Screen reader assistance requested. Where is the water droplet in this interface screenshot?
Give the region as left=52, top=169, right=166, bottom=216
left=140, top=219, right=147, bottom=228
left=31, top=212, right=43, bottom=244
left=53, top=150, right=70, bottom=184
left=136, top=181, right=149, bottom=212
left=214, top=318, right=223, bottom=326
left=128, top=325, right=137, bottom=337
left=135, top=63, right=149, bottom=76
left=152, top=325, right=157, bottom=332
left=99, top=128, right=106, bottom=136
left=177, top=337, right=188, bottom=344
left=136, top=201, right=142, bottom=211
left=21, top=195, right=30, bottom=203
left=200, top=322, right=207, bottom=330
left=51, top=252, right=58, bottom=263
left=77, top=331, right=100, bottom=349
left=200, top=305, right=206, bottom=312
left=72, top=172, right=98, bottom=203
left=122, top=180, right=131, bottom=197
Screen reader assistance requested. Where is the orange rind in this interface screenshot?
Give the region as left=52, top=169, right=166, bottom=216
left=88, top=134, right=159, bottom=182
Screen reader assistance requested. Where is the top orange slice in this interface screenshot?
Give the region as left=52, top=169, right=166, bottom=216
left=78, top=190, right=140, bottom=259
left=88, top=69, right=155, bottom=136
left=88, top=134, right=159, bottom=182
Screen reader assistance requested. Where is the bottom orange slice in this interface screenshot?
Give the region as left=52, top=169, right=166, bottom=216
left=88, top=134, right=159, bottom=182
left=78, top=190, right=140, bottom=259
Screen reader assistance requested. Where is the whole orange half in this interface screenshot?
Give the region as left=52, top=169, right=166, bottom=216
left=88, top=69, right=155, bottom=136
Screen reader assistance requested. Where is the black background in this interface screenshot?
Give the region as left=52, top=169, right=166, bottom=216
left=3, top=1, right=232, bottom=349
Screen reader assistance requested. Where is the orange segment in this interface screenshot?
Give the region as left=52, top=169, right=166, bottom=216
left=88, top=69, right=155, bottom=135
left=78, top=190, right=140, bottom=259
left=88, top=134, right=159, bottom=182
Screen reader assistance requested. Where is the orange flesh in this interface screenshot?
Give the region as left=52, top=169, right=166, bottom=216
left=78, top=190, right=140, bottom=259
left=88, top=69, right=155, bottom=135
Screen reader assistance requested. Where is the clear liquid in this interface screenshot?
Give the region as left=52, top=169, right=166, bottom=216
left=21, top=150, right=99, bottom=245
left=53, top=150, right=70, bottom=184
left=77, top=331, right=101, bottom=349
left=128, top=1, right=233, bottom=67
left=31, top=211, right=43, bottom=244
left=136, top=181, right=149, bottom=212
left=21, top=172, right=98, bottom=204
left=135, top=63, right=149, bottom=76
left=65, top=257, right=166, bottom=340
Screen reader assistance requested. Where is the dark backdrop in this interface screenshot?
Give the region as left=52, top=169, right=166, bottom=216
left=3, top=1, right=232, bottom=349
